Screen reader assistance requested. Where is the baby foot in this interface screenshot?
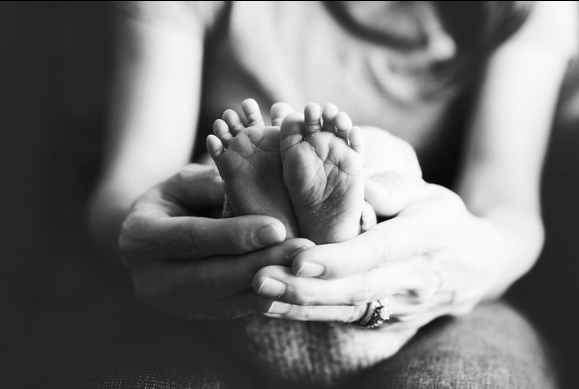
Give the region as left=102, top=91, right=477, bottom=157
left=207, top=99, right=299, bottom=237
left=280, top=103, right=365, bottom=244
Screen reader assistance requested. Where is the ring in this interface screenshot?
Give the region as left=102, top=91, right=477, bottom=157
left=353, top=299, right=392, bottom=329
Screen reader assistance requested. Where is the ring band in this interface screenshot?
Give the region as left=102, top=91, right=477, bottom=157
left=353, top=299, right=392, bottom=329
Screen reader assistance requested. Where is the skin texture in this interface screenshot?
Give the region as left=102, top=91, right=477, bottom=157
left=208, top=100, right=299, bottom=238
left=118, top=163, right=315, bottom=320
left=208, top=101, right=366, bottom=245
left=92, top=2, right=576, bottom=325
left=278, top=105, right=365, bottom=244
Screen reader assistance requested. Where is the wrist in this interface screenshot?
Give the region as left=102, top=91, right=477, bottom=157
left=468, top=208, right=545, bottom=299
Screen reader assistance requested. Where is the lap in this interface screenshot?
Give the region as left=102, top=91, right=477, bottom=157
left=352, top=301, right=556, bottom=389
left=71, top=299, right=554, bottom=389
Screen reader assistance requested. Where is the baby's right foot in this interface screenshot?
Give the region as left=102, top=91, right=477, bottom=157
left=207, top=99, right=299, bottom=237
left=280, top=104, right=365, bottom=244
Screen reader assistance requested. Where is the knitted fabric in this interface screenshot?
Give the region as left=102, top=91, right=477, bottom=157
left=222, top=197, right=416, bottom=388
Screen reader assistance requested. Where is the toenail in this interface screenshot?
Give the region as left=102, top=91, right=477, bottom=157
left=257, top=277, right=287, bottom=297
left=255, top=224, right=283, bottom=246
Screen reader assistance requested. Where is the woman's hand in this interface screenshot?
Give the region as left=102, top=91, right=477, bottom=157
left=119, top=163, right=313, bottom=320
left=252, top=179, right=507, bottom=328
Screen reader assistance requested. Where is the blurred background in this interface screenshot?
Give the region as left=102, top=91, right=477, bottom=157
left=1, top=2, right=578, bottom=388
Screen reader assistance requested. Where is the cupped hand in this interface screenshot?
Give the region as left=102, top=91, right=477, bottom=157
left=252, top=175, right=503, bottom=329
left=119, top=163, right=313, bottom=320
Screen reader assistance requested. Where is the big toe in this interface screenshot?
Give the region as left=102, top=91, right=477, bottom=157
left=222, top=109, right=245, bottom=135
left=304, top=102, right=322, bottom=136
left=271, top=102, right=295, bottom=127
left=280, top=112, right=305, bottom=159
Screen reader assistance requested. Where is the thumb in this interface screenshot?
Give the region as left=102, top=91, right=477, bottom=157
left=365, top=172, right=425, bottom=217
left=166, top=163, right=225, bottom=212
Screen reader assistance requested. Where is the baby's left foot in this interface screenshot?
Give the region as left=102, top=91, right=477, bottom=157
left=207, top=99, right=299, bottom=236
left=280, top=103, right=365, bottom=244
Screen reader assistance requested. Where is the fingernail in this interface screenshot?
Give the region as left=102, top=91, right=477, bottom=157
left=257, top=277, right=286, bottom=297
left=266, top=301, right=291, bottom=315
left=255, top=224, right=282, bottom=246
left=296, top=262, right=325, bottom=277
left=288, top=245, right=310, bottom=261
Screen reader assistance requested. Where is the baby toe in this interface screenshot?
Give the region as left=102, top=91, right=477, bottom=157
left=334, top=112, right=353, bottom=142
left=213, top=119, right=233, bottom=146
left=206, top=134, right=225, bottom=161
left=241, top=98, right=265, bottom=126
left=270, top=102, right=295, bottom=127
left=223, top=109, right=246, bottom=134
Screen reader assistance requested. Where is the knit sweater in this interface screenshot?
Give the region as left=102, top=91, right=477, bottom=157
left=221, top=195, right=416, bottom=388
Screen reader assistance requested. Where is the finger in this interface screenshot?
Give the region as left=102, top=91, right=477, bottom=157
left=270, top=102, right=294, bottom=126
left=151, top=164, right=224, bottom=214
left=222, top=109, right=246, bottom=135
left=120, top=212, right=289, bottom=261
left=291, top=202, right=448, bottom=279
left=253, top=257, right=437, bottom=306
left=258, top=297, right=367, bottom=323
left=241, top=98, right=265, bottom=126
left=365, top=172, right=419, bottom=217
left=361, top=126, right=422, bottom=179
left=132, top=238, right=315, bottom=301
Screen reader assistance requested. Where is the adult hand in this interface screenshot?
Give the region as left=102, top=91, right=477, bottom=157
left=252, top=181, right=502, bottom=328
left=251, top=125, right=505, bottom=329
left=119, top=163, right=314, bottom=320
left=361, top=126, right=423, bottom=217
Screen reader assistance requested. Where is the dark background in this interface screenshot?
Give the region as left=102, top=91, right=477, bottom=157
left=1, top=2, right=578, bottom=388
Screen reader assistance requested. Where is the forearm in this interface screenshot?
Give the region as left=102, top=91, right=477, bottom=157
left=87, top=7, right=206, bottom=261
left=470, top=206, right=544, bottom=300
left=453, top=11, right=575, bottom=299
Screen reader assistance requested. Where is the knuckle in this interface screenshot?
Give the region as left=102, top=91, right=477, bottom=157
left=252, top=269, right=271, bottom=293
left=439, top=190, right=467, bottom=216
left=346, top=305, right=366, bottom=323
left=349, top=279, right=376, bottom=305
left=295, top=305, right=312, bottom=321
left=289, top=285, right=315, bottom=305
left=223, top=219, right=251, bottom=250
left=408, top=289, right=429, bottom=304
left=165, top=225, right=202, bottom=259
left=318, top=265, right=342, bottom=280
